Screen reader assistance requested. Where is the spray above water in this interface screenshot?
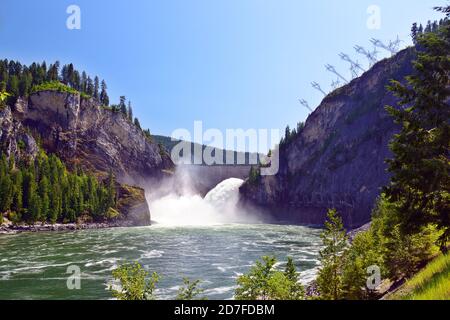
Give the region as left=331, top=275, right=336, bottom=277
left=150, top=178, right=260, bottom=226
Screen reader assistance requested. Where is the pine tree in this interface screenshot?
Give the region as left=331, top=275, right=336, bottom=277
left=0, top=155, right=13, bottom=212
left=384, top=10, right=450, bottom=252
left=11, top=170, right=23, bottom=214
left=316, top=209, right=348, bottom=300
left=100, top=80, right=109, bottom=106
left=119, top=96, right=127, bottom=115
left=81, top=71, right=88, bottom=92
left=134, top=117, right=141, bottom=129
left=86, top=77, right=94, bottom=96
left=128, top=101, right=133, bottom=121
left=38, top=176, right=50, bottom=222
left=284, top=257, right=305, bottom=300
left=411, top=22, right=419, bottom=44
left=94, top=76, right=99, bottom=100
left=7, top=75, right=19, bottom=97
left=29, top=193, right=41, bottom=223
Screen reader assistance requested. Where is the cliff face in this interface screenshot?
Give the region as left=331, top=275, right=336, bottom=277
left=240, top=48, right=416, bottom=227
left=13, top=91, right=173, bottom=186
left=1, top=91, right=174, bottom=227
left=0, top=105, right=38, bottom=161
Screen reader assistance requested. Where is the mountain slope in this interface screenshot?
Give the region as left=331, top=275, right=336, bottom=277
left=1, top=90, right=174, bottom=226
left=14, top=91, right=173, bottom=186
left=240, top=48, right=416, bottom=227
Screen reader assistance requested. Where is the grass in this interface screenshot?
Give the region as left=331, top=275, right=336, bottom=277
left=389, top=253, right=450, bottom=300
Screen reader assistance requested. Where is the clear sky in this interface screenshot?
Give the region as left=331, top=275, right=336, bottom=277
left=0, top=0, right=446, bottom=151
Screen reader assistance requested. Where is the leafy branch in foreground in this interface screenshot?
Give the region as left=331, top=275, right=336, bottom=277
left=110, top=262, right=160, bottom=300
left=110, top=262, right=205, bottom=300
left=176, top=278, right=206, bottom=300
left=235, top=256, right=305, bottom=300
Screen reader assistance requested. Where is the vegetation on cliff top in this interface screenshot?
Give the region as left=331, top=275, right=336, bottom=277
left=0, top=59, right=153, bottom=145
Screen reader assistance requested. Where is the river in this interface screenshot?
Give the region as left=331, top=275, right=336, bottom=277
left=0, top=223, right=322, bottom=300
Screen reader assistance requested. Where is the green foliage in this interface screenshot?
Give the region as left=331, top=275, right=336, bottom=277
left=0, top=59, right=109, bottom=104
left=316, top=209, right=348, bottom=300
left=176, top=278, right=205, bottom=300
left=111, top=262, right=160, bottom=300
left=341, top=230, right=382, bottom=300
left=248, top=166, right=261, bottom=185
left=31, top=81, right=79, bottom=95
left=80, top=92, right=91, bottom=100
left=384, top=13, right=450, bottom=252
left=280, top=122, right=305, bottom=147
left=0, top=151, right=117, bottom=224
left=106, top=207, right=120, bottom=220
left=235, top=256, right=305, bottom=300
left=284, top=257, right=306, bottom=300
left=0, top=91, right=10, bottom=107
left=370, top=197, right=436, bottom=280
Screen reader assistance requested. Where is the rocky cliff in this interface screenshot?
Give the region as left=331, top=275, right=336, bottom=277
left=1, top=91, right=174, bottom=226
left=13, top=91, right=173, bottom=185
left=240, top=48, right=416, bottom=227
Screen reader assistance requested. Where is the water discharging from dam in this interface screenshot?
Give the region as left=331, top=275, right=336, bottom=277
left=150, top=178, right=261, bottom=226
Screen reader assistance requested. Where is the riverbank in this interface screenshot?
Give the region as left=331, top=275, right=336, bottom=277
left=0, top=221, right=137, bottom=235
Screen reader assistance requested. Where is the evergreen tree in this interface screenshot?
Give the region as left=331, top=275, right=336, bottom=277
left=11, top=170, right=23, bottom=214
left=0, top=155, right=13, bottom=212
left=385, top=10, right=450, bottom=252
left=86, top=77, right=94, bottom=96
left=7, top=75, right=19, bottom=97
left=127, top=101, right=133, bottom=121
left=29, top=193, right=41, bottom=223
left=94, top=76, right=99, bottom=100
left=100, top=80, right=109, bottom=106
left=134, top=117, right=141, bottom=129
left=119, top=96, right=127, bottom=115
left=284, top=257, right=305, bottom=300
left=72, top=70, right=81, bottom=91
left=316, top=209, right=348, bottom=300
left=38, top=176, right=50, bottom=222
left=411, top=22, right=419, bottom=44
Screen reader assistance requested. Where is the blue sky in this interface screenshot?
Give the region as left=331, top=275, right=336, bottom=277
left=0, top=0, right=446, bottom=151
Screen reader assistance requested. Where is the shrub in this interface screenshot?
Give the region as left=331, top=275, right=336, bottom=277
left=106, top=207, right=120, bottom=220
left=235, top=256, right=305, bottom=300
left=371, top=196, right=436, bottom=280
left=31, top=81, right=79, bottom=95
left=176, top=278, right=205, bottom=300
left=110, top=262, right=160, bottom=300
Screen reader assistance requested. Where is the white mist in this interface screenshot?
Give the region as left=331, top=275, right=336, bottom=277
left=150, top=178, right=260, bottom=226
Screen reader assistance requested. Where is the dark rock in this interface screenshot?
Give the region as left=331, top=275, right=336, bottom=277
left=240, top=48, right=416, bottom=228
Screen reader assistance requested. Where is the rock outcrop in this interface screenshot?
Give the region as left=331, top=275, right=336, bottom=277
left=13, top=91, right=173, bottom=186
left=2, top=92, right=175, bottom=227
left=0, top=105, right=39, bottom=161
left=240, top=48, right=416, bottom=227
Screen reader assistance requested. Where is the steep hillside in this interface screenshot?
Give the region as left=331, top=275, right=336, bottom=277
left=1, top=90, right=175, bottom=226
left=13, top=91, right=173, bottom=186
left=240, top=48, right=416, bottom=227
left=386, top=253, right=450, bottom=300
